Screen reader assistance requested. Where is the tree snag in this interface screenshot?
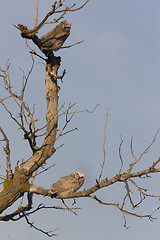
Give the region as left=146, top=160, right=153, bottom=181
left=0, top=0, right=160, bottom=237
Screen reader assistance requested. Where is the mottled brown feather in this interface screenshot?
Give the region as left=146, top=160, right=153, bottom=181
left=50, top=171, right=85, bottom=198
left=40, top=20, right=71, bottom=54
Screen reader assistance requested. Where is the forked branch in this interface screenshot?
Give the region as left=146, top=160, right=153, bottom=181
left=0, top=58, right=41, bottom=152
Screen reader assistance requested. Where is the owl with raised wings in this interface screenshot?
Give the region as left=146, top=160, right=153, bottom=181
left=49, top=171, right=85, bottom=199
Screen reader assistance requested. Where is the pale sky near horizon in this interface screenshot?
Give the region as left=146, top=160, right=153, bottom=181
left=0, top=0, right=160, bottom=240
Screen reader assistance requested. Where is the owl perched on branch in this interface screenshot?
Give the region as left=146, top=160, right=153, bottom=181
left=49, top=171, right=85, bottom=199
left=40, top=20, right=71, bottom=54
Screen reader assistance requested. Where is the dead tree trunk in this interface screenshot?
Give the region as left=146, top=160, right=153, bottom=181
left=0, top=54, right=60, bottom=213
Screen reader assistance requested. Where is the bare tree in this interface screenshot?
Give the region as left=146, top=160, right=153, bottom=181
left=0, top=0, right=160, bottom=237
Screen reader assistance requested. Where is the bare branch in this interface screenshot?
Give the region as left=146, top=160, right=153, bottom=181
left=60, top=40, right=84, bottom=49
left=98, top=109, right=109, bottom=182
left=89, top=194, right=157, bottom=228
left=23, top=213, right=57, bottom=237
left=54, top=0, right=89, bottom=14
left=58, top=102, right=76, bottom=117
left=0, top=127, right=13, bottom=180
left=36, top=163, right=55, bottom=176
left=15, top=3, right=57, bottom=35
left=0, top=197, right=79, bottom=222
left=129, top=178, right=160, bottom=199
left=34, top=0, right=39, bottom=28
left=0, top=193, right=33, bottom=221
left=0, top=99, right=25, bottom=131
left=59, top=127, right=78, bottom=137
left=0, top=58, right=42, bottom=152
left=56, top=111, right=76, bottom=141
left=61, top=199, right=77, bottom=216
left=123, top=180, right=134, bottom=208
left=58, top=103, right=99, bottom=118
left=29, top=51, right=47, bottom=61
left=69, top=104, right=100, bottom=114
left=119, top=135, right=124, bottom=175
left=29, top=185, right=49, bottom=196
left=26, top=203, right=80, bottom=215
left=151, top=157, right=160, bottom=169
left=45, top=0, right=89, bottom=24
left=129, top=129, right=160, bottom=172
left=15, top=0, right=89, bottom=37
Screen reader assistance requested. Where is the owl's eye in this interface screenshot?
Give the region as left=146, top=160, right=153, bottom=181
left=75, top=172, right=79, bottom=178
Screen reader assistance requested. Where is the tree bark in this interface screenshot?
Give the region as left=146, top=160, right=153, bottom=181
left=0, top=55, right=60, bottom=213
left=0, top=168, right=30, bottom=214
left=20, top=55, right=59, bottom=175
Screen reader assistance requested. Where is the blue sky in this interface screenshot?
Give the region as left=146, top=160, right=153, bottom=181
left=0, top=0, right=160, bottom=239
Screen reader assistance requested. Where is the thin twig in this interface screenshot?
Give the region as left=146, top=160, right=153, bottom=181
left=61, top=199, right=77, bottom=216
left=34, top=0, right=39, bottom=28
left=36, top=163, right=55, bottom=176
left=89, top=194, right=157, bottom=228
left=60, top=40, right=84, bottom=49
left=23, top=213, right=57, bottom=237
left=54, top=0, right=89, bottom=13
left=119, top=135, right=124, bottom=175
left=98, top=108, right=110, bottom=182
left=129, top=129, right=160, bottom=172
